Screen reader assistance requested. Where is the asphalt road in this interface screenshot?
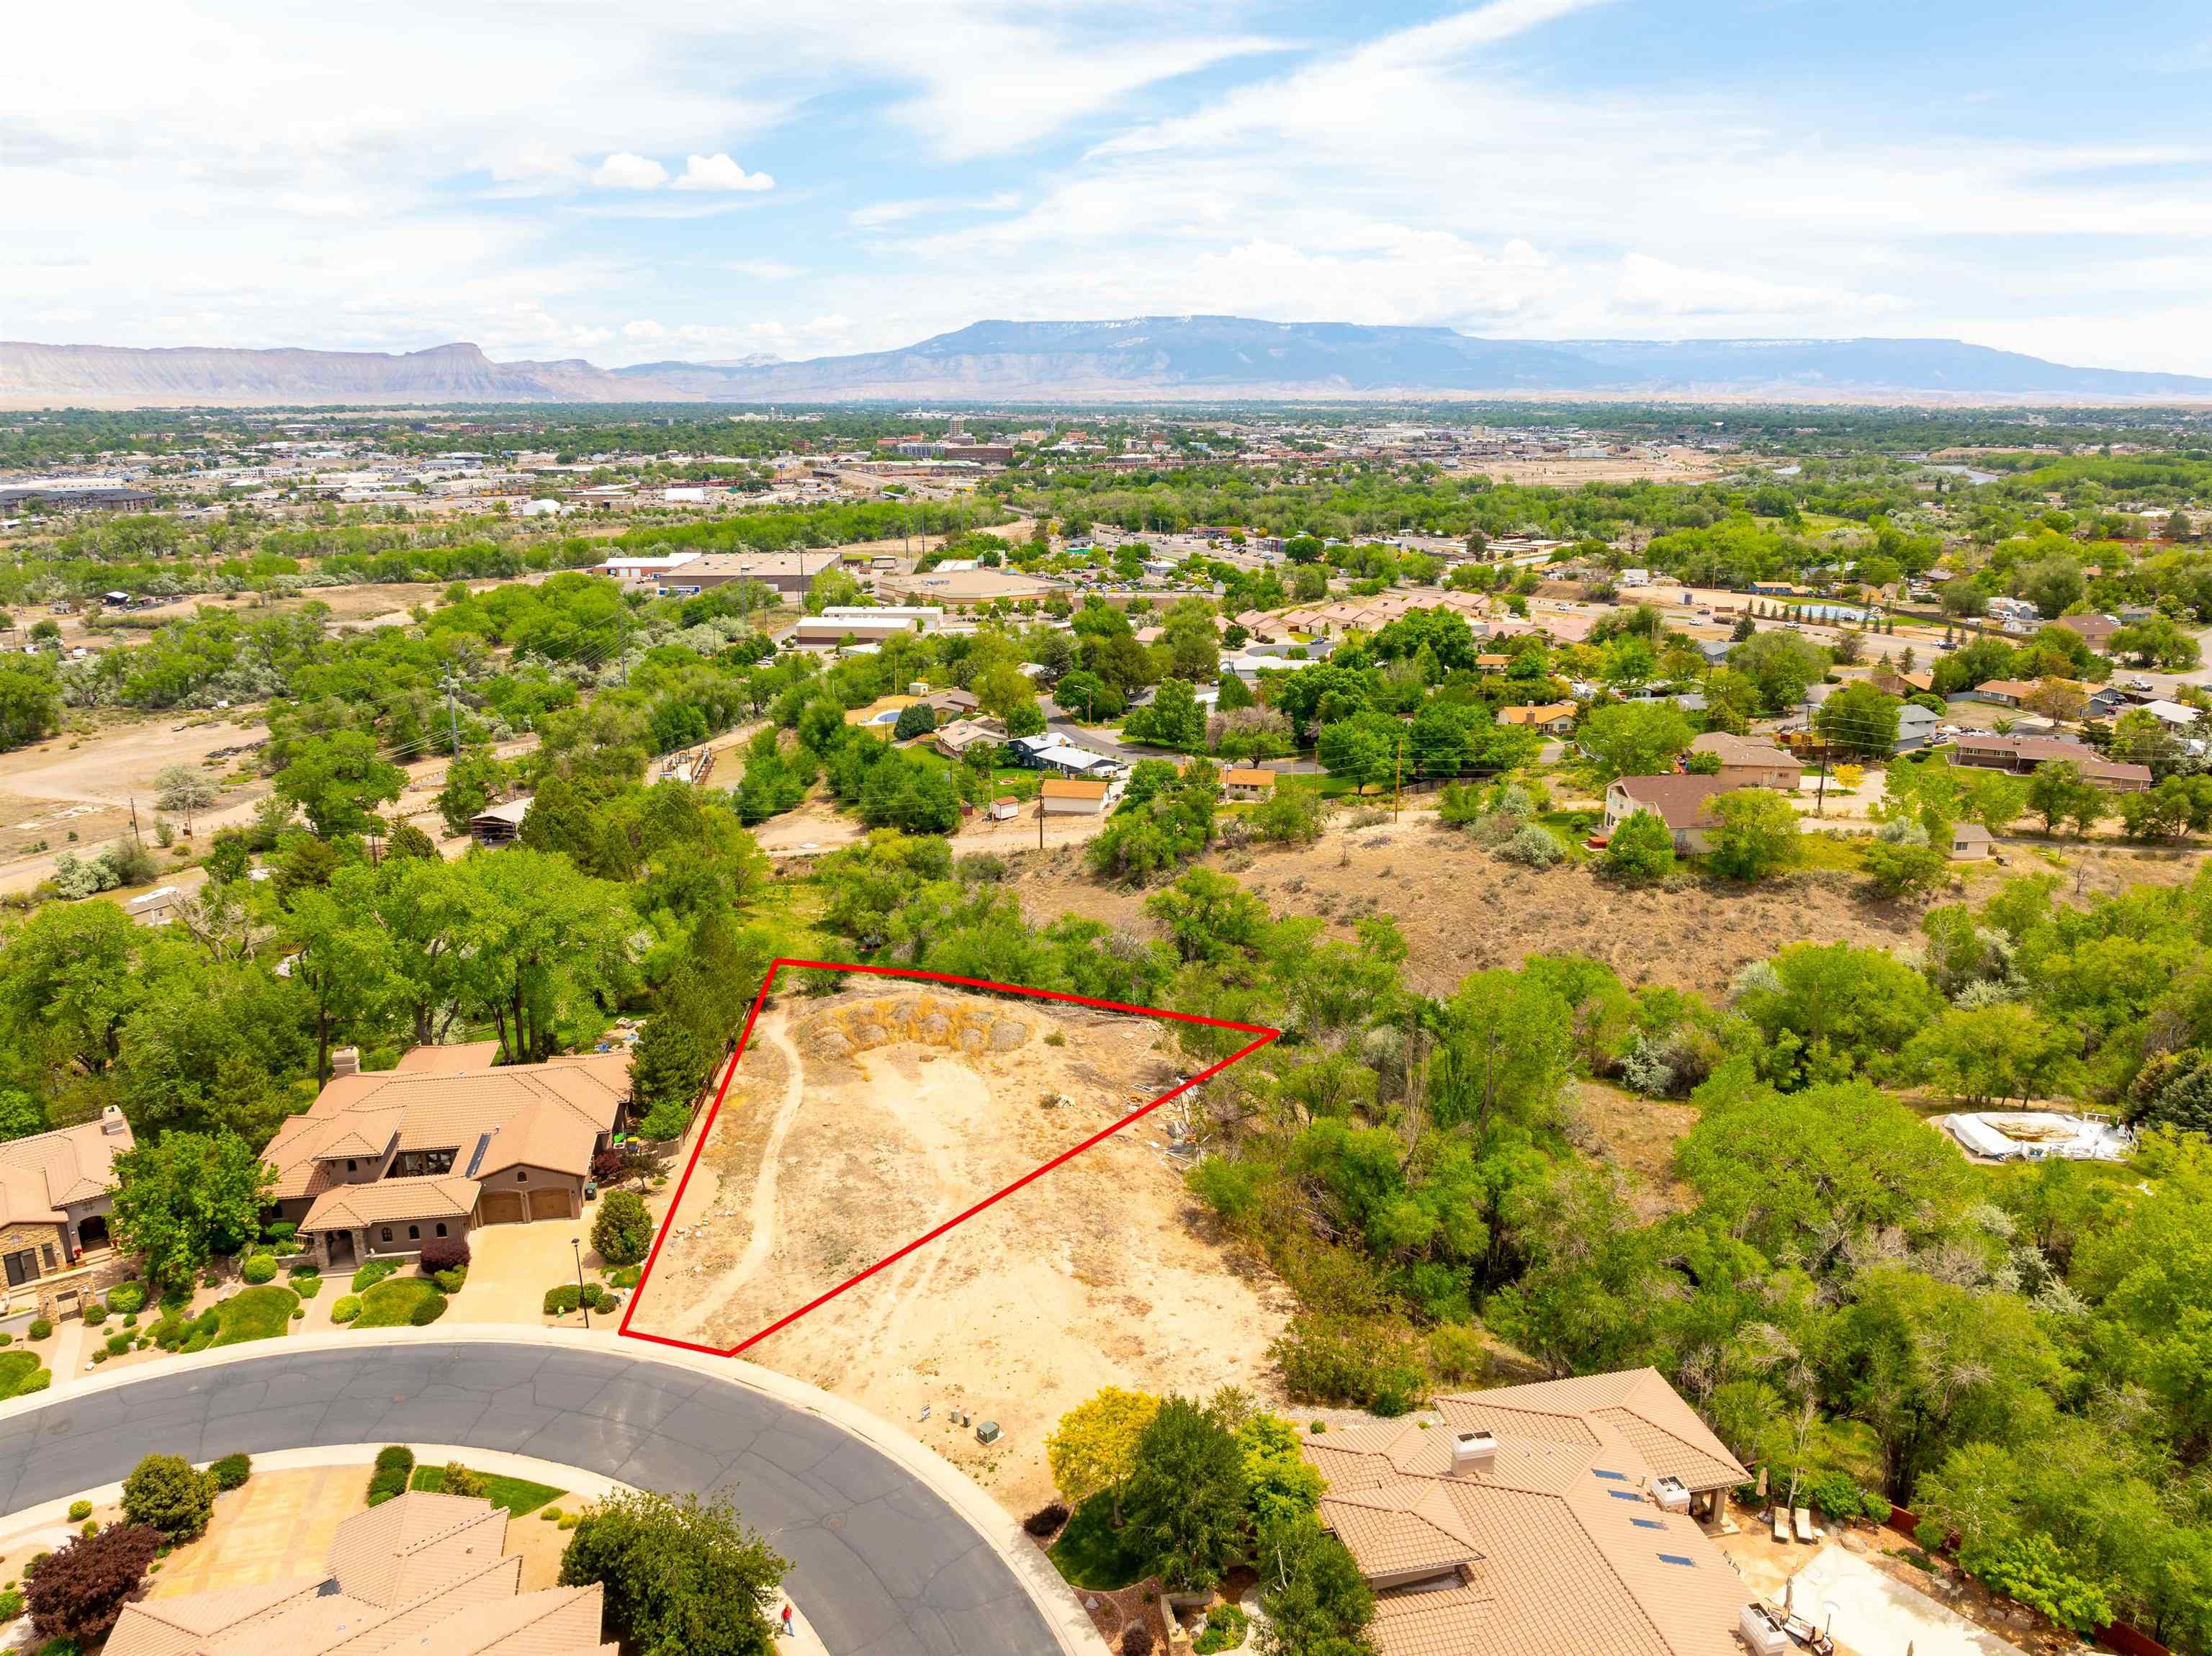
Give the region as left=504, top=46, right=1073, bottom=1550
left=0, top=1341, right=1059, bottom=1656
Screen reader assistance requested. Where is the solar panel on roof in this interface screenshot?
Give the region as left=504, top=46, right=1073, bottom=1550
left=1630, top=1518, right=1665, bottom=1530
left=1658, top=1554, right=1695, bottom=1567
left=463, top=1131, right=492, bottom=1177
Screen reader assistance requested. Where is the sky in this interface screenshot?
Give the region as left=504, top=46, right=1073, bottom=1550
left=6, top=0, right=2211, bottom=373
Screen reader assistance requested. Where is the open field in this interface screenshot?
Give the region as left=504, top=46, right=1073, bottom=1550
left=628, top=981, right=1290, bottom=1513
left=1007, top=804, right=2211, bottom=1001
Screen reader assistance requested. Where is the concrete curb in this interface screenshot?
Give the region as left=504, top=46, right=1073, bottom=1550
left=0, top=1326, right=1094, bottom=1656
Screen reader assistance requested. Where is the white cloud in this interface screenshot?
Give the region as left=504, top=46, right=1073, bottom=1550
left=670, top=153, right=774, bottom=192
left=592, top=152, right=671, bottom=191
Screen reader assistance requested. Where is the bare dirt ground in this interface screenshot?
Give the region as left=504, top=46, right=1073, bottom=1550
left=1007, top=806, right=2212, bottom=1002
left=1470, top=446, right=1727, bottom=486
left=0, top=710, right=269, bottom=872
left=629, top=985, right=1291, bottom=1513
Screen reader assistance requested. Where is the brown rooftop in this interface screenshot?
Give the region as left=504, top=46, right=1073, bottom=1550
left=1607, top=774, right=1729, bottom=829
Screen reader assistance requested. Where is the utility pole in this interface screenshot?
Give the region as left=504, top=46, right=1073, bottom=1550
left=129, top=796, right=141, bottom=845
left=1816, top=736, right=1830, bottom=817
left=442, top=675, right=461, bottom=758
left=1038, top=794, right=1046, bottom=850
left=1393, top=734, right=1405, bottom=822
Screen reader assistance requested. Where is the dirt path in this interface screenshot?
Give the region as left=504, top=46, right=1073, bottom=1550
left=661, top=1012, right=809, bottom=1338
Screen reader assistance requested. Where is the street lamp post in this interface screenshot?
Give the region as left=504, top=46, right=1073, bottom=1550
left=572, top=1236, right=589, bottom=1330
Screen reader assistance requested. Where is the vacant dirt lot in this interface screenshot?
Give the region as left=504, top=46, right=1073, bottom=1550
left=1007, top=806, right=2212, bottom=1003
left=628, top=983, right=1291, bottom=1513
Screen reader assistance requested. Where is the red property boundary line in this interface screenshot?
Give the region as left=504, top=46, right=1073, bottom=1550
left=618, top=958, right=1281, bottom=1358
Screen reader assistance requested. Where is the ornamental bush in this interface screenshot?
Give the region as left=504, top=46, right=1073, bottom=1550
left=408, top=1295, right=446, bottom=1326
left=351, top=1260, right=397, bottom=1294
left=210, top=1454, right=251, bottom=1492
left=590, top=1190, right=655, bottom=1268
left=331, top=1295, right=362, bottom=1324
left=22, top=1524, right=161, bottom=1645
left=120, top=1454, right=215, bottom=1542
left=240, top=1256, right=276, bottom=1286
left=543, top=1284, right=581, bottom=1316
left=67, top=1502, right=91, bottom=1522
left=104, top=1283, right=146, bottom=1316
left=418, top=1236, right=470, bottom=1274
left=28, top=1318, right=52, bottom=1340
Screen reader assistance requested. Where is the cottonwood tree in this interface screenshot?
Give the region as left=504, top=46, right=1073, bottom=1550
left=152, top=762, right=219, bottom=834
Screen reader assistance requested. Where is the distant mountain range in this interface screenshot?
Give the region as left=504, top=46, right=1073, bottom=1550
left=7, top=318, right=2211, bottom=408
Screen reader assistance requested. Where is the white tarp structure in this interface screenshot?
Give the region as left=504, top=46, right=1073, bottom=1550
left=1939, top=1111, right=2134, bottom=1163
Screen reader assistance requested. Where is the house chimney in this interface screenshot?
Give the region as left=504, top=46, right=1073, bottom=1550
left=1449, top=1430, right=1497, bottom=1475
left=100, top=1104, right=127, bottom=1135
left=331, top=1048, right=361, bottom=1078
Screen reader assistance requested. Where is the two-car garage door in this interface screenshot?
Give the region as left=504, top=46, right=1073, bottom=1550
left=475, top=1187, right=575, bottom=1225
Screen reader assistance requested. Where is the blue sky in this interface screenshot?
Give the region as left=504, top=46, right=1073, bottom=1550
left=8, top=0, right=2211, bottom=372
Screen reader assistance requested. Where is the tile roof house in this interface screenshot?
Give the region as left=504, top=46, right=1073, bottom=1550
left=0, top=1106, right=135, bottom=1299
left=105, top=1491, right=613, bottom=1656
left=1602, top=775, right=1730, bottom=853
left=1686, top=732, right=1799, bottom=790
left=1303, top=1368, right=1753, bottom=1656
left=264, top=1043, right=631, bottom=1272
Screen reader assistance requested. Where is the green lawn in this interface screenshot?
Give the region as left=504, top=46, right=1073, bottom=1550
left=352, top=1278, right=444, bottom=1328
left=213, top=1284, right=300, bottom=1346
left=410, top=1464, right=564, bottom=1517
left=0, top=1350, right=48, bottom=1398
left=1046, top=1493, right=1151, bottom=1591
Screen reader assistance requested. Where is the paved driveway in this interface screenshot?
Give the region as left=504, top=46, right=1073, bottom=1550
left=0, top=1341, right=1061, bottom=1656
left=448, top=1219, right=608, bottom=1325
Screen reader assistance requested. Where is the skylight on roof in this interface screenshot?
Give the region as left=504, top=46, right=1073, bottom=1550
left=1658, top=1554, right=1695, bottom=1567
left=1630, top=1518, right=1665, bottom=1530
left=1591, top=1469, right=1628, bottom=1481
left=1606, top=1490, right=1645, bottom=1503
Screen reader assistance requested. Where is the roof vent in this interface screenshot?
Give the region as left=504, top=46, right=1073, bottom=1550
left=1449, top=1430, right=1497, bottom=1475
left=331, top=1048, right=361, bottom=1078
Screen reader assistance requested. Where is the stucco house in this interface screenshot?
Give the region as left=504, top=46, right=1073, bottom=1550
left=264, top=1043, right=631, bottom=1271
left=1302, top=1368, right=1752, bottom=1656
left=107, top=1491, right=613, bottom=1656
left=0, top=1106, right=134, bottom=1298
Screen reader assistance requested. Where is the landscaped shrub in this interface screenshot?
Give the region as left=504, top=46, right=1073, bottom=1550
left=89, top=1351, right=107, bottom=1366
left=543, top=1284, right=582, bottom=1317
left=590, top=1189, right=655, bottom=1268
left=608, top=1265, right=641, bottom=1290
left=81, top=1305, right=105, bottom=1327
left=66, top=1502, right=91, bottom=1523
left=352, top=1279, right=443, bottom=1328
left=103, top=1335, right=130, bottom=1357
left=209, top=1454, right=251, bottom=1492
left=1023, top=1503, right=1069, bottom=1537
left=292, top=1274, right=322, bottom=1298
left=419, top=1236, right=470, bottom=1274
left=103, top=1284, right=145, bottom=1316
left=264, top=1221, right=297, bottom=1248
left=351, top=1260, right=398, bottom=1294
left=1192, top=1604, right=1249, bottom=1654
left=0, top=1587, right=18, bottom=1621
left=28, top=1318, right=52, bottom=1340
left=120, top=1454, right=215, bottom=1542
left=331, top=1295, right=362, bottom=1324
left=436, top=1462, right=487, bottom=1499
left=22, top=1524, right=161, bottom=1645
left=408, top=1295, right=447, bottom=1326
left=1959, top=1532, right=2113, bottom=1634
left=367, top=1448, right=413, bottom=1506
left=588, top=1284, right=618, bottom=1313
left=212, top=1286, right=299, bottom=1346
left=1121, top=1621, right=1154, bottom=1656
left=240, top=1256, right=276, bottom=1286
left=432, top=1268, right=467, bottom=1293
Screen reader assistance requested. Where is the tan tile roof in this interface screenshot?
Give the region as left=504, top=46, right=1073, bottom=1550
left=0, top=1110, right=136, bottom=1227
left=1220, top=768, right=1277, bottom=788
left=1040, top=777, right=1110, bottom=799
left=1318, top=1483, right=1483, bottom=1578
left=301, top=1175, right=480, bottom=1233
left=1307, top=1369, right=1752, bottom=1656
left=1688, top=731, right=1796, bottom=768
left=107, top=1494, right=606, bottom=1656
left=266, top=1052, right=627, bottom=1202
